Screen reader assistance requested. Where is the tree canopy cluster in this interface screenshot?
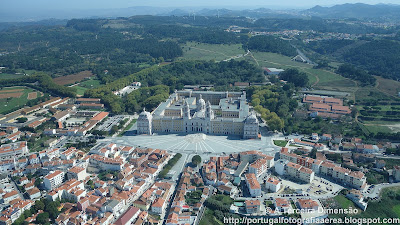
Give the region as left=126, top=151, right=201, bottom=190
left=247, top=84, right=298, bottom=132
left=86, top=60, right=263, bottom=113
left=246, top=35, right=297, bottom=57
left=306, top=39, right=356, bottom=55
left=13, top=198, right=61, bottom=225
left=342, top=40, right=400, bottom=80
left=336, top=64, right=376, bottom=86
left=158, top=153, right=182, bottom=178
left=279, top=68, right=309, bottom=87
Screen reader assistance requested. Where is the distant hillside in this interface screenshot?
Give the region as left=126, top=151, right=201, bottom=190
left=302, top=3, right=400, bottom=21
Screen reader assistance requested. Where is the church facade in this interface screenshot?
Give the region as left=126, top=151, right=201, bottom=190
left=137, top=90, right=259, bottom=139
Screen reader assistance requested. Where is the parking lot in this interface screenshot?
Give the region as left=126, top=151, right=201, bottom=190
left=96, top=115, right=129, bottom=132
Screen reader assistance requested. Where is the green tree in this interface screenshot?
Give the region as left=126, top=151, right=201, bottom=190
left=192, top=155, right=202, bottom=166
left=16, top=117, right=28, bottom=123
left=110, top=125, right=119, bottom=135
left=279, top=68, right=309, bottom=87
left=267, top=113, right=284, bottom=131
left=36, top=212, right=49, bottom=224
left=34, top=200, right=45, bottom=211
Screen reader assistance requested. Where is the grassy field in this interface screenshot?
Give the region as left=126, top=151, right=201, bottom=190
left=353, top=187, right=400, bottom=219
left=74, top=79, right=102, bottom=96
left=0, top=73, right=26, bottom=79
left=273, top=140, right=288, bottom=147
left=0, top=69, right=37, bottom=80
left=362, top=124, right=393, bottom=134
left=0, top=87, right=37, bottom=115
left=250, top=51, right=313, bottom=69
left=246, top=51, right=353, bottom=89
left=30, top=136, right=52, bottom=152
left=333, top=194, right=356, bottom=209
left=375, top=76, right=400, bottom=97
left=199, top=209, right=224, bottom=225
left=180, top=42, right=245, bottom=61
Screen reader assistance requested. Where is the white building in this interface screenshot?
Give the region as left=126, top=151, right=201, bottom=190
left=44, top=170, right=65, bottom=190
left=2, top=190, right=19, bottom=204
left=0, top=141, right=28, bottom=160
left=275, top=159, right=288, bottom=176
left=67, top=166, right=86, bottom=181
left=137, top=91, right=259, bottom=139
left=151, top=198, right=165, bottom=214
left=286, top=162, right=315, bottom=183
left=248, top=156, right=274, bottom=177
left=265, top=177, right=282, bottom=192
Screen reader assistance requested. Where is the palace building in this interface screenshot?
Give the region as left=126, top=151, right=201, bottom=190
left=137, top=90, right=259, bottom=139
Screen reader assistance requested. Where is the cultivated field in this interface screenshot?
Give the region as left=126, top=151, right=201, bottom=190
left=27, top=92, right=38, bottom=100
left=53, top=70, right=94, bottom=85
left=0, top=92, right=23, bottom=99
left=0, top=87, right=38, bottom=114
left=0, top=89, right=24, bottom=93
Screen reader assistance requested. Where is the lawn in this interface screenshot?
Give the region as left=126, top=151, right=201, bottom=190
left=180, top=42, right=245, bottom=62
left=273, top=140, right=288, bottom=147
left=119, top=119, right=137, bottom=136
left=75, top=79, right=102, bottom=96
left=0, top=87, right=37, bottom=115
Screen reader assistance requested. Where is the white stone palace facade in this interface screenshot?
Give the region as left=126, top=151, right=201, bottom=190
left=137, top=90, right=259, bottom=139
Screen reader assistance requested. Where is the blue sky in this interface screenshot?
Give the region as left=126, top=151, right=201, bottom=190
left=2, top=0, right=400, bottom=10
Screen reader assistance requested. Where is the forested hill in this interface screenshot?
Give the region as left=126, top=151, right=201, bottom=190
left=302, top=3, right=400, bottom=21
left=305, top=38, right=400, bottom=80
left=342, top=40, right=400, bottom=80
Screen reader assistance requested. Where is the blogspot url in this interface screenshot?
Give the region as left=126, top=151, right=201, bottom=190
left=223, top=217, right=400, bottom=225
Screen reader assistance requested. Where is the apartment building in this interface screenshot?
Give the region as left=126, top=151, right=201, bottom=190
left=245, top=173, right=261, bottom=197
left=44, top=170, right=65, bottom=190
left=245, top=199, right=260, bottom=214
left=248, top=156, right=274, bottom=177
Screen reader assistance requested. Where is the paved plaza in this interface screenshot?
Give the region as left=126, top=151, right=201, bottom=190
left=100, top=132, right=281, bottom=155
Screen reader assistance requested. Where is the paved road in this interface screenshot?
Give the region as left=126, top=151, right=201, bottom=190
left=364, top=183, right=400, bottom=198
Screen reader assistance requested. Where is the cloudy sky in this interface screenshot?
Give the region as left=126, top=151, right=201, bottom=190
left=2, top=0, right=400, bottom=10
